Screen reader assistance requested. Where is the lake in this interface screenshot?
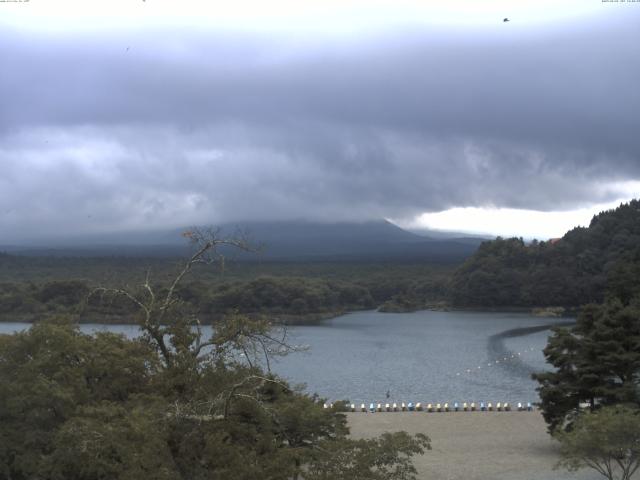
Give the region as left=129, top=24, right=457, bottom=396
left=0, top=310, right=564, bottom=405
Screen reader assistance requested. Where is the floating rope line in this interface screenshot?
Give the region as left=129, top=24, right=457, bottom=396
left=451, top=346, right=540, bottom=378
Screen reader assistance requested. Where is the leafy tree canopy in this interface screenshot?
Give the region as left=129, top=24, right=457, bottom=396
left=533, top=298, right=640, bottom=433
left=555, top=405, right=640, bottom=480
left=0, top=228, right=430, bottom=480
left=450, top=200, right=640, bottom=308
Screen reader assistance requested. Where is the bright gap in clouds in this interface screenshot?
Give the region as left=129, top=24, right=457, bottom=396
left=400, top=192, right=640, bottom=240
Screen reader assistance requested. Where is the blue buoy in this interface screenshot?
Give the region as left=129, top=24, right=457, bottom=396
left=408, top=402, right=415, bottom=411
left=480, top=402, right=486, bottom=411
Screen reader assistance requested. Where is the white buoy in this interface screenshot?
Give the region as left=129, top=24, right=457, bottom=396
left=471, top=402, right=476, bottom=411
left=497, top=402, right=502, bottom=411
left=517, top=402, right=523, bottom=411
left=488, top=402, right=493, bottom=411
left=360, top=403, right=366, bottom=412
left=416, top=402, right=423, bottom=411
left=454, top=402, right=459, bottom=412
left=351, top=404, right=356, bottom=412
left=427, top=403, right=433, bottom=412
left=401, top=402, right=406, bottom=412
left=392, top=403, right=398, bottom=412
left=444, top=402, right=449, bottom=412
left=504, top=403, right=510, bottom=411
left=436, top=403, right=442, bottom=412
left=377, top=403, right=382, bottom=412
left=323, top=403, right=328, bottom=409
left=385, top=403, right=391, bottom=412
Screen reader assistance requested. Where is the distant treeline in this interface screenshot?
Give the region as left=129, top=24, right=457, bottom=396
left=2, top=201, right=638, bottom=320
left=449, top=200, right=640, bottom=308
left=0, top=263, right=452, bottom=323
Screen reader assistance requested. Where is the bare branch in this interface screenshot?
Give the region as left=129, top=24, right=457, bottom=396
left=223, top=375, right=289, bottom=419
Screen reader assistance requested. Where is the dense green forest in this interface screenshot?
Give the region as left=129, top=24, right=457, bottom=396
left=2, top=200, right=639, bottom=321
left=449, top=200, right=640, bottom=308
left=0, top=259, right=451, bottom=323
left=0, top=232, right=430, bottom=479
left=533, top=297, right=640, bottom=433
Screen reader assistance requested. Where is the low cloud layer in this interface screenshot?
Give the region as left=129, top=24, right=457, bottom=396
left=1, top=11, right=639, bottom=243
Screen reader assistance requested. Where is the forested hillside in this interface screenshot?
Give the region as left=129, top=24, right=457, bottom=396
left=0, top=261, right=451, bottom=323
left=3, top=201, right=639, bottom=318
left=449, top=200, right=640, bottom=308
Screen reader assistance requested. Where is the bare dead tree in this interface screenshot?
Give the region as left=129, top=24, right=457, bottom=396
left=163, top=374, right=291, bottom=423
left=90, top=226, right=268, bottom=367
left=206, top=313, right=307, bottom=372
left=88, top=226, right=313, bottom=425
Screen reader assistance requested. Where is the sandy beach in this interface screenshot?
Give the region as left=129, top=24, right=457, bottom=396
left=347, top=411, right=601, bottom=480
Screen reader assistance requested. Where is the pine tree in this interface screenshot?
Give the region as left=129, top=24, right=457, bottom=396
left=533, top=298, right=640, bottom=432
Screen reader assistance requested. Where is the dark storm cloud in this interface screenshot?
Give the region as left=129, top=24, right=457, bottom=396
left=0, top=12, right=639, bottom=241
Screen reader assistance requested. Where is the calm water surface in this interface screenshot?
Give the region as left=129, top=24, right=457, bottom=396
left=0, top=310, right=565, bottom=404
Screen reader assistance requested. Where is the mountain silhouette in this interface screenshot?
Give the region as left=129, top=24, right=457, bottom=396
left=2, top=220, right=484, bottom=262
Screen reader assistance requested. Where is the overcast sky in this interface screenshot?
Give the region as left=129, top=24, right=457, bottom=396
left=1, top=0, right=639, bottom=243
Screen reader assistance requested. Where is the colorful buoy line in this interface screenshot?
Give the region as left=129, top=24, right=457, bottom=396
left=324, top=401, right=535, bottom=413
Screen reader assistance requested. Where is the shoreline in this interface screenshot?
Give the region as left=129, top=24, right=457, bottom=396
left=0, top=304, right=577, bottom=325
left=347, top=411, right=599, bottom=480
left=0, top=310, right=350, bottom=326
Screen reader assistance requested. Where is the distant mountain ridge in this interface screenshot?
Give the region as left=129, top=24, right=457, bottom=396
left=1, top=220, right=483, bottom=262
